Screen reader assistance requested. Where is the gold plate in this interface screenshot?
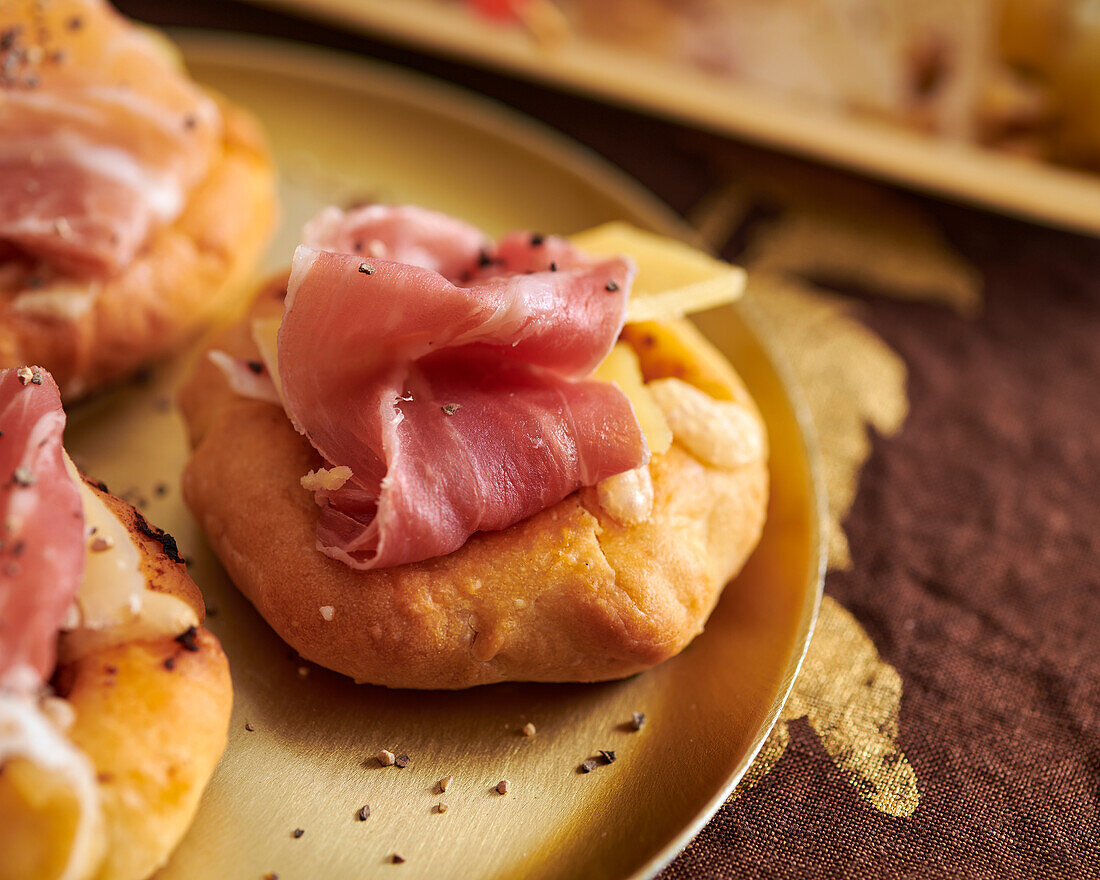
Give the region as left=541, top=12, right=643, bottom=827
left=254, top=0, right=1100, bottom=237
left=66, top=35, right=824, bottom=880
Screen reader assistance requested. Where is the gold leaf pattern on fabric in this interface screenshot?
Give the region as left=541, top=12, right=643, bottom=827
left=743, top=274, right=908, bottom=568
left=742, top=181, right=983, bottom=317
left=732, top=597, right=919, bottom=818
left=687, top=164, right=982, bottom=565
left=691, top=157, right=983, bottom=315
left=684, top=172, right=938, bottom=818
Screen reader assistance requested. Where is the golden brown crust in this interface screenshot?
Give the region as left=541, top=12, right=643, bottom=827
left=58, top=628, right=230, bottom=880
left=50, top=485, right=231, bottom=880
left=0, top=94, right=276, bottom=398
left=180, top=280, right=767, bottom=688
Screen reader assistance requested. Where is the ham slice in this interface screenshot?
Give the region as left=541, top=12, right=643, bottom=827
left=278, top=205, right=647, bottom=570
left=302, top=204, right=488, bottom=278
left=0, top=0, right=221, bottom=278
left=0, top=367, right=84, bottom=689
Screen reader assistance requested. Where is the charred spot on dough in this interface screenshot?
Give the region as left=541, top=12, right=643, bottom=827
left=175, top=626, right=200, bottom=652
left=133, top=509, right=184, bottom=563
left=84, top=476, right=110, bottom=494
left=162, top=644, right=187, bottom=671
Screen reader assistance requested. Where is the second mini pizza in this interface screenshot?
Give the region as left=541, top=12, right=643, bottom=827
left=179, top=205, right=768, bottom=689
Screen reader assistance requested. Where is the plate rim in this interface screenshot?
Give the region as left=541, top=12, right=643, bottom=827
left=175, top=31, right=827, bottom=878
left=248, top=0, right=1100, bottom=238
left=629, top=307, right=828, bottom=879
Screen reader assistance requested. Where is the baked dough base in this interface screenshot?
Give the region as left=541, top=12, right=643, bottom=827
left=0, top=95, right=276, bottom=399
left=180, top=277, right=768, bottom=689
left=0, top=482, right=232, bottom=880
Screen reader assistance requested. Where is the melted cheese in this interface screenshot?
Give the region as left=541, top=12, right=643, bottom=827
left=597, top=465, right=655, bottom=526
left=648, top=378, right=765, bottom=469
left=11, top=279, right=98, bottom=321
left=592, top=342, right=672, bottom=455
left=569, top=222, right=746, bottom=323
left=0, top=689, right=103, bottom=880
left=59, top=457, right=198, bottom=663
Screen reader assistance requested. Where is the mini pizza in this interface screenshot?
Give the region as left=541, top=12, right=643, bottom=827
left=0, top=0, right=276, bottom=398
left=0, top=367, right=231, bottom=880
left=180, top=205, right=767, bottom=689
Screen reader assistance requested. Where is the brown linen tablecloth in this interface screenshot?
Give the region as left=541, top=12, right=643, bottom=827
left=120, top=4, right=1100, bottom=877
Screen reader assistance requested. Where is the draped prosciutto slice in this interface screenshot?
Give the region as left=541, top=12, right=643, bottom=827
left=0, top=368, right=84, bottom=689
left=307, top=351, right=643, bottom=569
left=302, top=204, right=489, bottom=278
left=278, top=205, right=647, bottom=570
left=0, top=0, right=221, bottom=278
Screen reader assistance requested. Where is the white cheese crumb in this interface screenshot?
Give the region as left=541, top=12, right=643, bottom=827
left=39, top=695, right=75, bottom=732
left=319, top=605, right=335, bottom=621
left=12, top=282, right=97, bottom=321
left=61, top=601, right=81, bottom=630
left=300, top=466, right=353, bottom=493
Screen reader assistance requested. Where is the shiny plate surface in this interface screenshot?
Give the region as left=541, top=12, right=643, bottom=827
left=65, top=34, right=824, bottom=880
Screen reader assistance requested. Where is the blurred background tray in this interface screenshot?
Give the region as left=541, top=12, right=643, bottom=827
left=247, top=0, right=1100, bottom=237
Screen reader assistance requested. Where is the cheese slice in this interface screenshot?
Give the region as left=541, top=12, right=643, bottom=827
left=593, top=342, right=672, bottom=455
left=251, top=315, right=284, bottom=402
left=58, top=456, right=198, bottom=663
left=570, top=222, right=746, bottom=323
